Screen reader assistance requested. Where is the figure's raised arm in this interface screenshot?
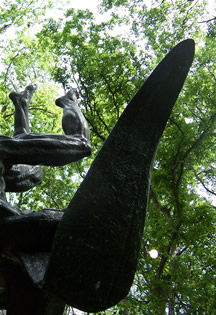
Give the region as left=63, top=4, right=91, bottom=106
left=9, top=84, right=37, bottom=136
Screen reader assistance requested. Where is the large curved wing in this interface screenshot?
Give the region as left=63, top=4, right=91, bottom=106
left=44, top=39, right=195, bottom=312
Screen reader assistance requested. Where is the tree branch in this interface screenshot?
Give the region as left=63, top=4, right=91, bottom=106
left=150, top=189, right=171, bottom=222
left=0, top=24, right=12, bottom=34
left=169, top=118, right=184, bottom=137
left=199, top=17, right=216, bottom=24
left=179, top=160, right=216, bottom=196
left=156, top=221, right=181, bottom=282
left=85, top=116, right=106, bottom=141
left=175, top=112, right=216, bottom=189
left=4, top=48, right=27, bottom=86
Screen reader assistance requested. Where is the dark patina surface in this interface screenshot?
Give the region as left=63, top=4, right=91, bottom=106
left=0, top=40, right=194, bottom=314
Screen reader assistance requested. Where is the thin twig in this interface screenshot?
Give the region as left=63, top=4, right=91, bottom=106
left=199, top=17, right=216, bottom=24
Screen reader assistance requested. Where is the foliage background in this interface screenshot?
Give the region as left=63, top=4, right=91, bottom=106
left=1, top=0, right=216, bottom=314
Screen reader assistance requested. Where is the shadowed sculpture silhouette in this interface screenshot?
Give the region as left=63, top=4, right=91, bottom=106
left=0, top=39, right=195, bottom=314
left=44, top=39, right=195, bottom=312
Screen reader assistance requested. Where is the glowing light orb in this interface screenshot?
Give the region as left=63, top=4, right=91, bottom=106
left=149, top=249, right=159, bottom=259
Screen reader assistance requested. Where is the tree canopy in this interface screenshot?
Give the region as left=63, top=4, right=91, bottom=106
left=1, top=0, right=216, bottom=314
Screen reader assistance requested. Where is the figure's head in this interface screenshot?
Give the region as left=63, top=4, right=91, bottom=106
left=67, top=88, right=79, bottom=101
left=55, top=97, right=63, bottom=108
left=26, top=84, right=37, bottom=93
left=55, top=88, right=79, bottom=108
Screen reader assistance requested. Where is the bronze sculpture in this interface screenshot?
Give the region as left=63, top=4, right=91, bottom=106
left=0, top=39, right=195, bottom=314
left=56, top=88, right=90, bottom=140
